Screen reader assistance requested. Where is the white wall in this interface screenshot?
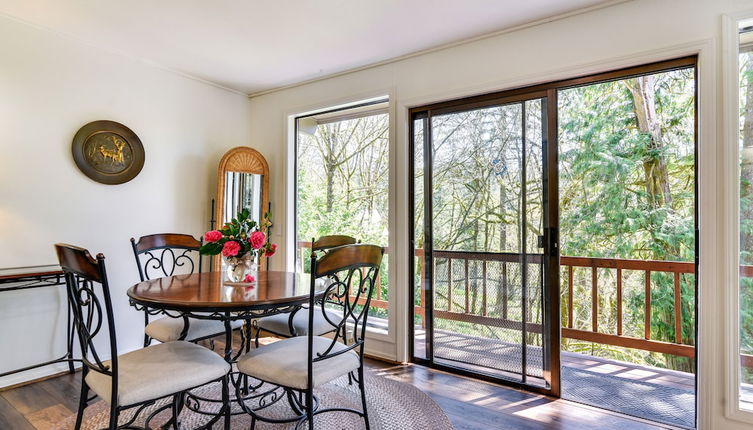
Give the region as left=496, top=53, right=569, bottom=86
left=246, top=0, right=753, bottom=428
left=0, top=15, right=252, bottom=387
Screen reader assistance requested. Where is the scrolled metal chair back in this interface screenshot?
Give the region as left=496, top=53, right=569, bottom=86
left=308, top=244, right=383, bottom=361
left=54, top=243, right=117, bottom=378
left=130, top=233, right=202, bottom=281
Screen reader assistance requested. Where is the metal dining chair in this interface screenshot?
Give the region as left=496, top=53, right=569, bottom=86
left=131, top=233, right=243, bottom=346
left=236, top=243, right=384, bottom=429
left=55, top=243, right=231, bottom=430
left=253, top=235, right=358, bottom=346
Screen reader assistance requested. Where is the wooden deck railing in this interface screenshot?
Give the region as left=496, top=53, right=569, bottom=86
left=560, top=256, right=695, bottom=358
left=297, top=242, right=753, bottom=367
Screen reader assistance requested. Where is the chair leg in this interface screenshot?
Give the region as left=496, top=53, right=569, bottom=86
left=222, top=376, right=231, bottom=430
left=358, top=366, right=370, bottom=430
left=74, top=378, right=89, bottom=430
left=305, top=388, right=314, bottom=430
left=171, top=392, right=182, bottom=430
left=108, top=405, right=118, bottom=430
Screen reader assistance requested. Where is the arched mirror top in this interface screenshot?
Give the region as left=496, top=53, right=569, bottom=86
left=216, top=146, right=270, bottom=270
left=218, top=146, right=270, bottom=176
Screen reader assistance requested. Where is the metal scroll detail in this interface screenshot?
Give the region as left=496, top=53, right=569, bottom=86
left=128, top=300, right=303, bottom=322
left=67, top=276, right=110, bottom=375
left=141, top=248, right=197, bottom=280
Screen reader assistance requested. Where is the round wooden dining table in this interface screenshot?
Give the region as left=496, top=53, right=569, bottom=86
left=127, top=270, right=325, bottom=362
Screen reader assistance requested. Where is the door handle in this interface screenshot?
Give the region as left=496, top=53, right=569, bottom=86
left=548, top=227, right=559, bottom=257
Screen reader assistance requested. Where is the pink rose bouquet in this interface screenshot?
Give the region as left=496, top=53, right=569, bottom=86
left=221, top=241, right=241, bottom=257
left=249, top=231, right=266, bottom=249
left=199, top=208, right=278, bottom=263
left=205, top=230, right=223, bottom=243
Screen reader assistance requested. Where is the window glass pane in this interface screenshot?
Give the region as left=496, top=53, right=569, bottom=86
left=413, top=116, right=427, bottom=360
left=295, top=102, right=389, bottom=327
left=740, top=23, right=753, bottom=410
left=559, top=67, right=696, bottom=427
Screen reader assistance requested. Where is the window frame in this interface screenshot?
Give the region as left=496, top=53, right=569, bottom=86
left=287, top=94, right=397, bottom=351
left=723, top=10, right=753, bottom=425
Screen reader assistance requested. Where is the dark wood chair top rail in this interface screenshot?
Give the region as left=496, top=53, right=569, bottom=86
left=127, top=271, right=325, bottom=312
left=130, top=233, right=202, bottom=253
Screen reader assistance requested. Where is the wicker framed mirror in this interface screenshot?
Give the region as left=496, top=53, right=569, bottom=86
left=216, top=147, right=270, bottom=270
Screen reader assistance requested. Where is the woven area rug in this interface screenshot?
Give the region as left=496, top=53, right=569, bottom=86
left=53, top=371, right=453, bottom=430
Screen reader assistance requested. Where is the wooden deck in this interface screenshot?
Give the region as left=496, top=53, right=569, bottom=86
left=414, top=328, right=696, bottom=428
left=415, top=328, right=694, bottom=388
left=560, top=352, right=694, bottom=392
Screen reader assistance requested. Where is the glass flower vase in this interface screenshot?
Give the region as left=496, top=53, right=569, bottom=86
left=223, top=253, right=257, bottom=283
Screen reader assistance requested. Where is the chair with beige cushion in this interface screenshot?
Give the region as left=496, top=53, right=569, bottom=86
left=254, top=235, right=357, bottom=346
left=131, top=233, right=242, bottom=346
left=55, top=243, right=230, bottom=430
left=236, top=243, right=384, bottom=429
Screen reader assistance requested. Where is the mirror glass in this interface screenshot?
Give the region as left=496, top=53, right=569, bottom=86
left=216, top=147, right=270, bottom=270
left=223, top=171, right=263, bottom=226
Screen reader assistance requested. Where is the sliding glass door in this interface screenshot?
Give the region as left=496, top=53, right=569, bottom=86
left=410, top=91, right=559, bottom=393
left=409, top=57, right=696, bottom=425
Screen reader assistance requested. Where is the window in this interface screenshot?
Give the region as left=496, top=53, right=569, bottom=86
left=294, top=99, right=390, bottom=327
left=739, top=20, right=753, bottom=412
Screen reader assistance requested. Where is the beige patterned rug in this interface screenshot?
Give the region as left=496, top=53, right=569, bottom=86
left=53, top=371, right=453, bottom=429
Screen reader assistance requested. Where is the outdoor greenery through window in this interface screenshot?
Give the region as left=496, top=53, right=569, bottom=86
left=295, top=100, right=389, bottom=326
left=739, top=24, right=753, bottom=408
left=559, top=67, right=696, bottom=374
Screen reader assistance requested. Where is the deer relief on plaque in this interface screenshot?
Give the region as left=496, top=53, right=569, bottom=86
left=71, top=120, right=145, bottom=185
left=84, top=133, right=132, bottom=173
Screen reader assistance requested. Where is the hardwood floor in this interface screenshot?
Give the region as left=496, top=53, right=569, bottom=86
left=0, top=356, right=674, bottom=430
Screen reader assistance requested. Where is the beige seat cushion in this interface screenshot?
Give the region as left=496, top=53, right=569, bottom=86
left=85, top=341, right=230, bottom=406
left=237, top=336, right=359, bottom=390
left=146, top=316, right=243, bottom=343
left=257, top=308, right=342, bottom=337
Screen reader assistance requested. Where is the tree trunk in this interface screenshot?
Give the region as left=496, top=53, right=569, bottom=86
left=325, top=130, right=337, bottom=213
left=628, top=75, right=690, bottom=371
left=627, top=76, right=673, bottom=211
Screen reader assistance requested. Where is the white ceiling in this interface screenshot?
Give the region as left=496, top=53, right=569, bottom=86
left=0, top=1, right=616, bottom=95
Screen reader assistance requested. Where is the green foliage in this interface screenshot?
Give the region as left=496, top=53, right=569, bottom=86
left=558, top=70, right=696, bottom=372
left=296, top=114, right=391, bottom=307
left=297, top=70, right=701, bottom=375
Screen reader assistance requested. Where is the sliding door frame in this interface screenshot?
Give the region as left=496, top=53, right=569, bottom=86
left=409, top=88, right=557, bottom=396
left=408, top=55, right=698, bottom=400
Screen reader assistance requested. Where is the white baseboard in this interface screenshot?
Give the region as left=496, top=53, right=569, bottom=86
left=0, top=361, right=82, bottom=389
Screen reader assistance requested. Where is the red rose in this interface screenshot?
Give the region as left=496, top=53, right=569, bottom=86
left=249, top=231, right=266, bottom=249
left=243, top=274, right=256, bottom=283
left=265, top=243, right=278, bottom=257
left=205, top=230, right=222, bottom=242
left=221, top=241, right=241, bottom=257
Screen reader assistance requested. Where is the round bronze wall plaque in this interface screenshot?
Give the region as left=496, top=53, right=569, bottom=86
left=71, top=120, right=145, bottom=185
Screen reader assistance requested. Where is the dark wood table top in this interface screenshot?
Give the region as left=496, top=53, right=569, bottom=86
left=127, top=271, right=323, bottom=312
